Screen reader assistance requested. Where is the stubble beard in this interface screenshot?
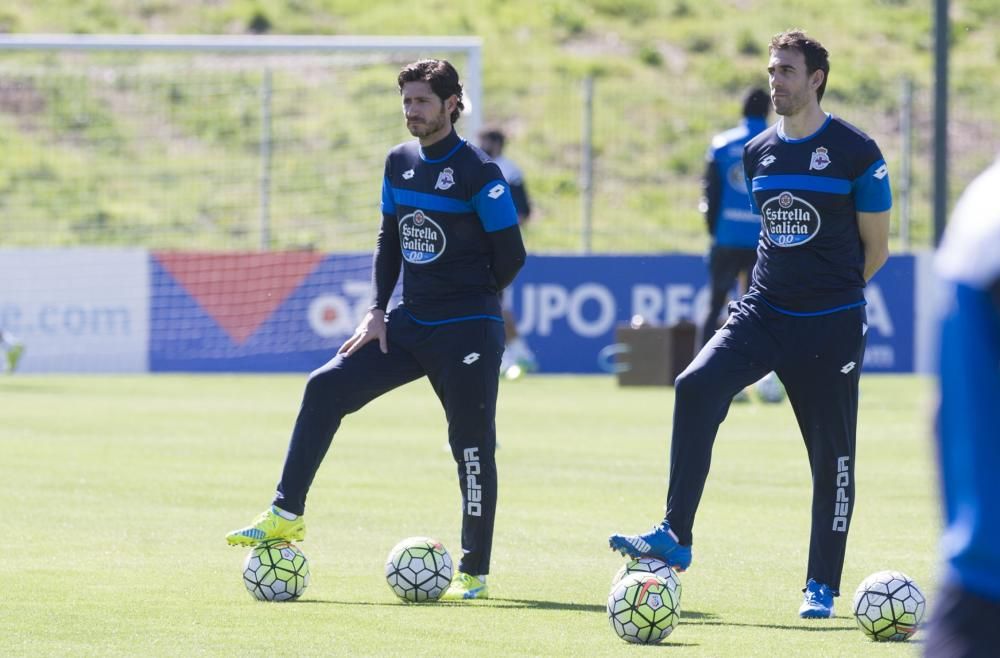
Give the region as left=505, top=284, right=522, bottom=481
left=407, top=108, right=448, bottom=138
left=772, top=95, right=797, bottom=117
left=772, top=88, right=812, bottom=117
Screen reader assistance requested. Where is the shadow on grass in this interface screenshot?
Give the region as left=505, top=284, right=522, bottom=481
left=295, top=599, right=852, bottom=637
left=296, top=597, right=608, bottom=612
left=688, top=618, right=857, bottom=633
left=299, top=597, right=717, bottom=622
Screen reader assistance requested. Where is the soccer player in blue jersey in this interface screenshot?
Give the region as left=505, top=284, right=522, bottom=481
left=610, top=30, right=892, bottom=619
left=227, top=59, right=526, bottom=601
left=923, top=155, right=1000, bottom=656
left=479, top=127, right=538, bottom=377
left=699, top=87, right=769, bottom=348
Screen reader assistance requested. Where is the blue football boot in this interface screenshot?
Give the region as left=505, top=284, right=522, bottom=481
left=798, top=578, right=835, bottom=618
left=608, top=520, right=692, bottom=572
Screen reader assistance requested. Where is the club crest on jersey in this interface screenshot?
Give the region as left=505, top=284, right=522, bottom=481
left=809, top=146, right=831, bottom=171
left=760, top=190, right=822, bottom=247
left=399, top=210, right=447, bottom=264
left=434, top=167, right=456, bottom=190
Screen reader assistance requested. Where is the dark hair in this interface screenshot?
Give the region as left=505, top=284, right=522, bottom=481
left=742, top=87, right=771, bottom=118
left=397, top=59, right=465, bottom=124
left=478, top=127, right=506, bottom=146
left=769, top=30, right=830, bottom=102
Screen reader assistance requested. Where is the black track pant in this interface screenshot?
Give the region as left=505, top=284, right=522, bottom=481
left=272, top=308, right=504, bottom=576
left=699, top=245, right=758, bottom=347
left=666, top=296, right=867, bottom=594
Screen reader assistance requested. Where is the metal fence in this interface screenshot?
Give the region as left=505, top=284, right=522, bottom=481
left=0, top=21, right=997, bottom=255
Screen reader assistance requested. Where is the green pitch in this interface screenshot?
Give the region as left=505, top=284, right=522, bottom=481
left=0, top=374, right=936, bottom=656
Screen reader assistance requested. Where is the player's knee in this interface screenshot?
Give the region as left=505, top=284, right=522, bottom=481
left=304, top=366, right=336, bottom=394
left=302, top=366, right=355, bottom=412
left=674, top=366, right=712, bottom=399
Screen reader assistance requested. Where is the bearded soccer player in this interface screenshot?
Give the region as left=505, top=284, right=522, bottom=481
left=610, top=30, right=891, bottom=619
left=227, top=59, right=526, bottom=601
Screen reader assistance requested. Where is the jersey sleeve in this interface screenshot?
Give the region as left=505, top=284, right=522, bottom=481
left=470, top=161, right=519, bottom=233
left=380, top=155, right=396, bottom=215
left=852, top=140, right=892, bottom=213
left=369, top=212, right=402, bottom=311
left=742, top=147, right=762, bottom=214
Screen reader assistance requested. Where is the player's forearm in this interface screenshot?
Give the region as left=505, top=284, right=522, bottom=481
left=488, top=224, right=526, bottom=290
left=858, top=210, right=891, bottom=282
left=862, top=241, right=889, bottom=282
left=369, top=213, right=402, bottom=310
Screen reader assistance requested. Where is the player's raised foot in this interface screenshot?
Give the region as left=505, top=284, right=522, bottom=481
left=441, top=572, right=489, bottom=601
left=798, top=578, right=835, bottom=618
left=226, top=506, right=305, bottom=547
left=608, top=520, right=692, bottom=572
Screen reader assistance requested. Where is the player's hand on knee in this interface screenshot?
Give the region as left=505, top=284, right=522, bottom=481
left=339, top=310, right=388, bottom=356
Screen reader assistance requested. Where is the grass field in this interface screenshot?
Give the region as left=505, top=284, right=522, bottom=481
left=0, top=374, right=937, bottom=656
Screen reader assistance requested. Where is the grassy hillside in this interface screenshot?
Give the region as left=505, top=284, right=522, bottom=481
left=0, top=0, right=997, bottom=252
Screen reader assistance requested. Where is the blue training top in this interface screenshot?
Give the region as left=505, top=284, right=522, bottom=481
left=706, top=116, right=768, bottom=248
left=935, top=156, right=1000, bottom=602
left=380, top=129, right=521, bottom=323
left=743, top=114, right=892, bottom=314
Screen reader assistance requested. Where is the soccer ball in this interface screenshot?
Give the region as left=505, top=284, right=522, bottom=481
left=611, top=557, right=682, bottom=603
left=384, top=536, right=453, bottom=603
left=755, top=371, right=785, bottom=403
left=852, top=570, right=926, bottom=641
left=607, top=572, right=681, bottom=644
left=242, top=540, right=310, bottom=601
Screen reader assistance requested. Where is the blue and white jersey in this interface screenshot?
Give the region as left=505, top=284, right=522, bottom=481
left=380, top=129, right=520, bottom=322
left=706, top=117, right=768, bottom=248
left=935, top=156, right=1000, bottom=601
left=492, top=154, right=531, bottom=220
left=743, top=114, right=892, bottom=314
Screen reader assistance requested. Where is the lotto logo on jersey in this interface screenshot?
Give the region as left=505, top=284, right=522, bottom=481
left=760, top=191, right=822, bottom=247
left=399, top=210, right=447, bottom=264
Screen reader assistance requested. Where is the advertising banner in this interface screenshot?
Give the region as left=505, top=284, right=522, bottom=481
left=507, top=254, right=915, bottom=374
left=0, top=248, right=149, bottom=372
left=150, top=251, right=379, bottom=372
left=148, top=252, right=916, bottom=374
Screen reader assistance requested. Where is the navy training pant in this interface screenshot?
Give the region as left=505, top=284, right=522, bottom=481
left=272, top=308, right=505, bottom=576
left=666, top=296, right=867, bottom=594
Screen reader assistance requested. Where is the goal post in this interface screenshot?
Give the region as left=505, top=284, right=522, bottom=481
left=0, top=34, right=482, bottom=373
left=0, top=33, right=482, bottom=141
left=0, top=33, right=483, bottom=251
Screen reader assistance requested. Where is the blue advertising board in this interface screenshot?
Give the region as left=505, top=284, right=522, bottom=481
left=506, top=254, right=915, bottom=374
left=149, top=252, right=915, bottom=373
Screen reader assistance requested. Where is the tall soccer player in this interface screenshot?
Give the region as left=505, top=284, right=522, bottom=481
left=609, top=30, right=892, bottom=619
left=226, top=59, right=526, bottom=601
left=924, top=155, right=1000, bottom=656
